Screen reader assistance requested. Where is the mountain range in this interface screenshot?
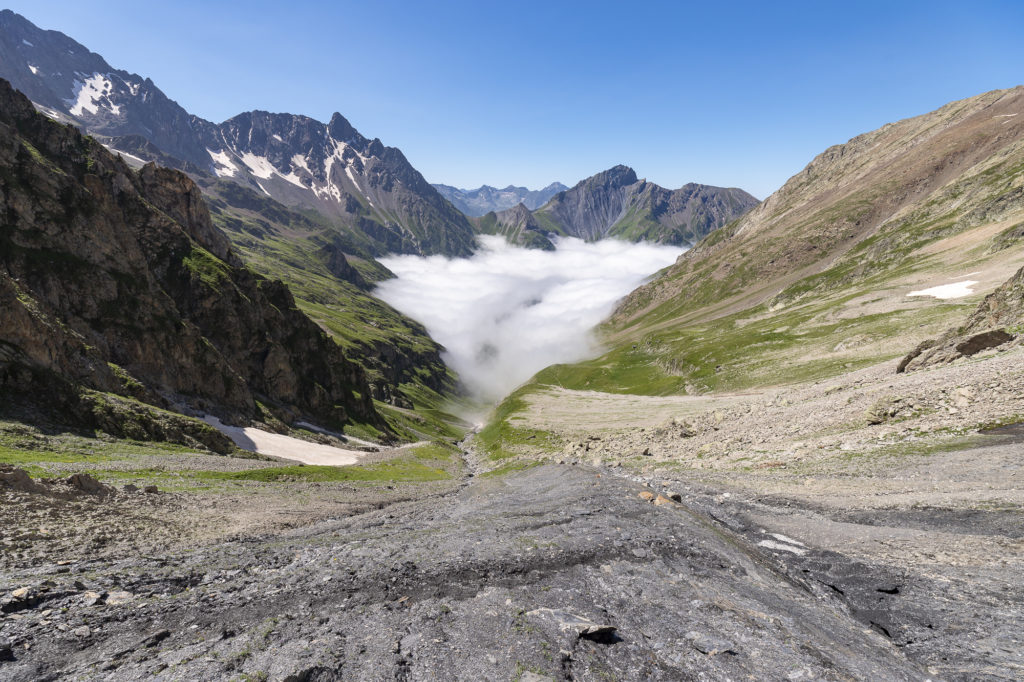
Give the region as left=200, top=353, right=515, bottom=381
left=0, top=10, right=756, bottom=256
left=432, top=182, right=569, bottom=216
left=477, top=165, right=758, bottom=249
left=0, top=9, right=476, bottom=259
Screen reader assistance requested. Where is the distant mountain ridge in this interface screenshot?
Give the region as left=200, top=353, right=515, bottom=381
left=478, top=165, right=758, bottom=249
left=0, top=9, right=475, bottom=257
left=433, top=182, right=568, bottom=216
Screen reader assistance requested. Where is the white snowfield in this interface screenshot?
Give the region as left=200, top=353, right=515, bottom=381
left=66, top=72, right=121, bottom=116
left=907, top=280, right=978, bottom=299
left=201, top=416, right=364, bottom=466
left=207, top=149, right=239, bottom=178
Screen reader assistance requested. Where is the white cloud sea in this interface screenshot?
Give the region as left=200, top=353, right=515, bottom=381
left=375, top=236, right=684, bottom=405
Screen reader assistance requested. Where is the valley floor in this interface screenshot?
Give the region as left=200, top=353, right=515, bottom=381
left=2, top=347, right=1023, bottom=680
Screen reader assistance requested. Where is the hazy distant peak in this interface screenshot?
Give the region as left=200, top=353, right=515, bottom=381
left=433, top=181, right=569, bottom=216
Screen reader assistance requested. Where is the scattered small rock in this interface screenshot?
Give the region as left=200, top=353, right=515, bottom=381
left=65, top=473, right=113, bottom=497
left=143, top=629, right=171, bottom=648
left=687, top=631, right=736, bottom=656
left=521, top=673, right=555, bottom=682
left=83, top=591, right=106, bottom=606
left=526, top=608, right=617, bottom=643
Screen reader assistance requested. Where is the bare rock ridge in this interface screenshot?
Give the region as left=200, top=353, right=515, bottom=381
left=200, top=109, right=477, bottom=257
left=899, top=264, right=1024, bottom=371
left=479, top=164, right=759, bottom=249
left=0, top=9, right=476, bottom=258
left=433, top=181, right=569, bottom=216
left=0, top=78, right=382, bottom=437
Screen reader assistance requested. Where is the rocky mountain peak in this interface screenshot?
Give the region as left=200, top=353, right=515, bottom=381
left=328, top=111, right=362, bottom=144
left=586, top=164, right=639, bottom=189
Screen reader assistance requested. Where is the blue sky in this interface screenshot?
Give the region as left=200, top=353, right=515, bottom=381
left=7, top=1, right=1024, bottom=198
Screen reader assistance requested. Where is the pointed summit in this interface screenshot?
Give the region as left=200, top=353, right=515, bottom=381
left=328, top=112, right=361, bottom=143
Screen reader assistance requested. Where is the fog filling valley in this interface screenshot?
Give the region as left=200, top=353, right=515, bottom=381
left=376, top=236, right=685, bottom=405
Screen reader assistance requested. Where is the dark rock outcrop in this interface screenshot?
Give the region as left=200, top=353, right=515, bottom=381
left=476, top=203, right=556, bottom=250
left=898, top=266, right=1024, bottom=372
left=0, top=78, right=382, bottom=434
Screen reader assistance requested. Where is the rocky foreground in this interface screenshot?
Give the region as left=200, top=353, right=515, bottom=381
left=1, top=429, right=1021, bottom=680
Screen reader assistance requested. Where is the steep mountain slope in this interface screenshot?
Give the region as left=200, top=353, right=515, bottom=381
left=474, top=203, right=557, bottom=250
left=532, top=86, right=1024, bottom=395
left=197, top=178, right=460, bottom=422
left=0, top=10, right=475, bottom=257
left=0, top=78, right=383, bottom=437
left=482, top=165, right=758, bottom=249
left=433, top=182, right=568, bottom=216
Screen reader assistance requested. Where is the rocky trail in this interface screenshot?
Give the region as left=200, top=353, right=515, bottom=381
left=3, top=447, right=1021, bottom=680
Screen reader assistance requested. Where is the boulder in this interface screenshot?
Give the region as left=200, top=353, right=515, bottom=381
left=0, top=467, right=45, bottom=494
left=65, top=473, right=113, bottom=497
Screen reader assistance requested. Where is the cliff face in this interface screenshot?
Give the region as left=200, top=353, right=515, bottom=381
left=0, top=78, right=381, bottom=432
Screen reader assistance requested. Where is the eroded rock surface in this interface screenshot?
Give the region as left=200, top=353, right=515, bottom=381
left=2, top=463, right=1015, bottom=680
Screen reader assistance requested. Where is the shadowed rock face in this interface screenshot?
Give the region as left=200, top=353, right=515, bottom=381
left=0, top=78, right=381, bottom=431
left=484, top=165, right=759, bottom=248
left=899, top=265, right=1024, bottom=372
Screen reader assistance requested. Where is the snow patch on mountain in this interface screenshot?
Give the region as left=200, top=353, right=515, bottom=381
left=290, top=154, right=310, bottom=173
left=278, top=167, right=308, bottom=189
left=239, top=151, right=276, bottom=179
left=208, top=149, right=239, bottom=178
left=27, top=64, right=38, bottom=75
left=66, top=73, right=121, bottom=116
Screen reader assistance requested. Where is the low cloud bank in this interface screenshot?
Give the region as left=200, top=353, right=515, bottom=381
left=376, top=236, right=684, bottom=405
